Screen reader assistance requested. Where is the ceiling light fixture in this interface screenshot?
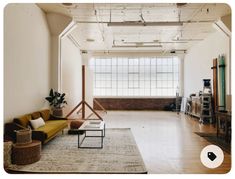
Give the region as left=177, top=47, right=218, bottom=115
left=176, top=3, right=187, bottom=7
left=135, top=42, right=144, bottom=46
left=123, top=41, right=155, bottom=44
left=61, top=3, right=73, bottom=7
left=108, top=21, right=183, bottom=27
left=172, top=38, right=203, bottom=41
left=86, top=38, right=95, bottom=42
left=112, top=45, right=162, bottom=48
left=169, top=49, right=187, bottom=53
left=121, top=41, right=187, bottom=44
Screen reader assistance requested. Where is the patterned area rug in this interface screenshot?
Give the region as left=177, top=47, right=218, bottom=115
left=8, top=128, right=147, bottom=174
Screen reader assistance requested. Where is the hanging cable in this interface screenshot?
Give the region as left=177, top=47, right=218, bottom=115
left=93, top=4, right=105, bottom=42
left=109, top=3, right=112, bottom=23
left=172, top=4, right=207, bottom=41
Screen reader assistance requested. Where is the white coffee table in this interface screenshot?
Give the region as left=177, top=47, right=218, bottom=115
left=77, top=120, right=105, bottom=149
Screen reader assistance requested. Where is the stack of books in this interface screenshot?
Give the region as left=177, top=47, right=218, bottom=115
left=84, top=121, right=101, bottom=128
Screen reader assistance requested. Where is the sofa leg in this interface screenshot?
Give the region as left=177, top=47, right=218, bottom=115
left=62, top=130, right=64, bottom=135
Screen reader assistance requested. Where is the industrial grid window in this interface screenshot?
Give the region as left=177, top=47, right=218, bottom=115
left=89, top=56, right=180, bottom=97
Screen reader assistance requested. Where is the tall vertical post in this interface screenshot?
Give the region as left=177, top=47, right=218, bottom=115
left=212, top=58, right=218, bottom=111
left=66, top=64, right=104, bottom=121
left=82, top=65, right=85, bottom=118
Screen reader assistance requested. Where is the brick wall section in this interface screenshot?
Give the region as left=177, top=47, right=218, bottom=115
left=93, top=98, right=177, bottom=110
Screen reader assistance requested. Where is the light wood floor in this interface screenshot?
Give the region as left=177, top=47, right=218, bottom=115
left=103, top=111, right=231, bottom=174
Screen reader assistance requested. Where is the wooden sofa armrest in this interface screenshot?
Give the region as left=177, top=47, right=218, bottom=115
left=4, top=122, right=28, bottom=142
left=4, top=122, right=22, bottom=142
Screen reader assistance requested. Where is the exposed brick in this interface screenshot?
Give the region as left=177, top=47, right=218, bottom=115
left=93, top=98, right=177, bottom=110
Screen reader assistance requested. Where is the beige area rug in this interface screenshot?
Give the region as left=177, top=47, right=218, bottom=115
left=8, top=128, right=147, bottom=174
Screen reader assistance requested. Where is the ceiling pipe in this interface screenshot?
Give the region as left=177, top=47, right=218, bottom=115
left=74, top=20, right=214, bottom=25
left=121, top=41, right=188, bottom=44
left=108, top=21, right=184, bottom=26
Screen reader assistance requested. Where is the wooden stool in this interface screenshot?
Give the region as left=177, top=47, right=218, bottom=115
left=68, top=120, right=85, bottom=135
left=12, top=140, right=41, bottom=165
left=70, top=120, right=85, bottom=129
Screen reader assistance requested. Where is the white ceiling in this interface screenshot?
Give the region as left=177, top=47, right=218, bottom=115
left=38, top=3, right=231, bottom=53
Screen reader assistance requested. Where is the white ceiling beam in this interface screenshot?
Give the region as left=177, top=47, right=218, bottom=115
left=213, top=20, right=231, bottom=37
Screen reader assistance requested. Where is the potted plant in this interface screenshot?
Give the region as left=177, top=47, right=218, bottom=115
left=45, top=89, right=67, bottom=117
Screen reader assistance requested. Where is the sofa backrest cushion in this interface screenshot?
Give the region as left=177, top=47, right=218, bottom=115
left=31, top=112, right=41, bottom=120
left=39, top=109, right=50, bottom=121
left=13, top=114, right=32, bottom=128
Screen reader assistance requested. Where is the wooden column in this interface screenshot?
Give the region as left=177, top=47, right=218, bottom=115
left=66, top=65, right=104, bottom=121
left=82, top=65, right=85, bottom=118
left=213, top=58, right=218, bottom=111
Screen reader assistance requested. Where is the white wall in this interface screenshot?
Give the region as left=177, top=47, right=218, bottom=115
left=50, top=36, right=59, bottom=90
left=46, top=13, right=72, bottom=90
left=61, top=36, right=82, bottom=116
left=184, top=30, right=230, bottom=98
left=4, top=4, right=51, bottom=123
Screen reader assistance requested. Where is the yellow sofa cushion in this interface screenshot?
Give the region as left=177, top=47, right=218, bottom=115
left=35, top=120, right=67, bottom=139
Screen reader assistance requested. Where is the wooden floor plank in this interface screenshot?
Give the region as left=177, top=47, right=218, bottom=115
left=104, top=111, right=231, bottom=174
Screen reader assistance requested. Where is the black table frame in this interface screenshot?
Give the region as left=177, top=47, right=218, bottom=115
left=78, top=123, right=105, bottom=149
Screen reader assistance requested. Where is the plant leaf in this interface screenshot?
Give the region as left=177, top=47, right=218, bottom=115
left=46, top=89, right=67, bottom=107
left=61, top=93, right=65, bottom=98
left=45, top=97, right=53, bottom=102
left=49, top=89, right=54, bottom=97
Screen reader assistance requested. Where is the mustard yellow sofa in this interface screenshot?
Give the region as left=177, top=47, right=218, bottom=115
left=13, top=109, right=67, bottom=144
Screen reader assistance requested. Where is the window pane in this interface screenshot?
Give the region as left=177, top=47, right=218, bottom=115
left=90, top=56, right=180, bottom=97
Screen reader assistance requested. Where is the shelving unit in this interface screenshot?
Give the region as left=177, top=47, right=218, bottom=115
left=185, top=97, right=201, bottom=118
left=175, top=91, right=181, bottom=114
left=199, top=79, right=213, bottom=123
left=200, top=94, right=212, bottom=123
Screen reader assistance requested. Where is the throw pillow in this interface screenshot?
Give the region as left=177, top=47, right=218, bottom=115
left=30, top=117, right=45, bottom=129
